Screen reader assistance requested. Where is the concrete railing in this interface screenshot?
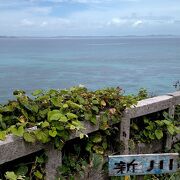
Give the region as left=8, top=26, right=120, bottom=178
left=0, top=91, right=180, bottom=179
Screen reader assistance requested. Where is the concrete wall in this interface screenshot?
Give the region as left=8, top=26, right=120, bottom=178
left=0, top=91, right=180, bottom=179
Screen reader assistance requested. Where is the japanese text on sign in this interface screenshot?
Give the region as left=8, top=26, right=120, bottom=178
left=109, top=153, right=179, bottom=176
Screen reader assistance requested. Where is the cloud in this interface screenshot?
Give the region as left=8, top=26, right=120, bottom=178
left=21, top=19, right=35, bottom=26
left=107, top=18, right=127, bottom=26
left=40, top=21, right=48, bottom=27
left=132, top=20, right=143, bottom=27
left=28, top=0, right=141, bottom=4
left=0, top=0, right=180, bottom=36
left=27, top=7, right=52, bottom=15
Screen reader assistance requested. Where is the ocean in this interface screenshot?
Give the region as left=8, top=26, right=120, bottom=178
left=0, top=37, right=180, bottom=103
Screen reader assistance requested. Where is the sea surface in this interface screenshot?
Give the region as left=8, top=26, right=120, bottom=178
left=0, top=37, right=180, bottom=103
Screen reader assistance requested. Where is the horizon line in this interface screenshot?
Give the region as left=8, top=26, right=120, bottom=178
left=1, top=34, right=180, bottom=38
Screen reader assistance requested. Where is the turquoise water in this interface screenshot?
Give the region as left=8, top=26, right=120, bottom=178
left=0, top=37, right=180, bottom=102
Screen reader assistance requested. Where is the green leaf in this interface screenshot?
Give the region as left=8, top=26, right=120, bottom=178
left=66, top=112, right=78, bottom=119
left=36, top=156, right=45, bottom=164
left=23, top=132, right=36, bottom=143
left=149, top=133, right=155, bottom=140
left=0, top=114, right=6, bottom=130
left=100, top=118, right=109, bottom=130
left=100, top=100, right=106, bottom=106
left=54, top=137, right=64, bottom=149
left=39, top=109, right=49, bottom=118
left=32, top=89, right=43, bottom=96
left=76, top=96, right=85, bottom=104
left=41, top=121, right=50, bottom=128
left=51, top=97, right=62, bottom=107
left=92, top=106, right=99, bottom=113
left=69, top=124, right=76, bottom=130
left=47, top=89, right=58, bottom=96
left=90, top=115, right=97, bottom=125
left=155, top=129, right=163, bottom=140
left=84, top=112, right=92, bottom=121
left=11, top=126, right=24, bottom=137
left=79, top=133, right=84, bottom=139
left=162, top=120, right=171, bottom=125
left=92, top=145, right=104, bottom=154
left=85, top=142, right=93, bottom=152
left=0, top=121, right=6, bottom=130
left=102, top=141, right=108, bottom=150
left=91, top=133, right=102, bottom=143
left=155, top=120, right=164, bottom=126
left=51, top=121, right=64, bottom=131
left=62, top=104, right=69, bottom=109
left=49, top=129, right=57, bottom=137
left=143, top=130, right=149, bottom=137
left=21, top=109, right=28, bottom=120
left=57, top=130, right=69, bottom=140
left=35, top=129, right=50, bottom=143
left=92, top=100, right=99, bottom=105
left=92, top=154, right=104, bottom=170
left=174, top=126, right=180, bottom=134
left=59, top=116, right=68, bottom=123
left=66, top=100, right=83, bottom=109
left=5, top=171, right=17, bottom=180
left=13, top=90, right=26, bottom=96
left=34, top=170, right=43, bottom=179
left=131, top=123, right=139, bottom=131
left=48, top=110, right=63, bottom=121
left=167, top=125, right=175, bottom=135
left=71, top=120, right=85, bottom=130
left=0, top=131, right=6, bottom=140
left=16, top=166, right=28, bottom=176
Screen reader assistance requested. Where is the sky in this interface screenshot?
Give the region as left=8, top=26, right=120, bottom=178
left=0, top=0, right=180, bottom=36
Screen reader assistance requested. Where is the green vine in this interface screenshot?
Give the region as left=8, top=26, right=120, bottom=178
left=131, top=111, right=180, bottom=143
left=0, top=86, right=138, bottom=179
left=0, top=87, right=179, bottom=179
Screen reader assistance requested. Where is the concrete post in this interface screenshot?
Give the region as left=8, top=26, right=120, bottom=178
left=120, top=110, right=131, bottom=155
left=165, top=105, right=175, bottom=150
left=45, top=144, right=62, bottom=180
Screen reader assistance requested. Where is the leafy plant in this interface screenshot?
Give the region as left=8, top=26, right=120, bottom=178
left=1, top=87, right=179, bottom=179
left=131, top=112, right=180, bottom=143
left=0, top=86, right=138, bottom=179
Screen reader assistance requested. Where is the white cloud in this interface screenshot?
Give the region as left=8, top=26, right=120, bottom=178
left=132, top=20, right=143, bottom=27
left=21, top=19, right=35, bottom=26
left=31, top=0, right=141, bottom=4
left=40, top=21, right=48, bottom=27
left=27, top=7, right=52, bottom=15
left=107, top=18, right=127, bottom=26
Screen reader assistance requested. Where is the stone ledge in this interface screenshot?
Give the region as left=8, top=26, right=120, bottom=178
left=128, top=95, right=174, bottom=118
left=0, top=135, right=44, bottom=164
left=167, top=91, right=180, bottom=105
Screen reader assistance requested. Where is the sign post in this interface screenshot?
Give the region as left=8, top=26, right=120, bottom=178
left=109, top=153, right=179, bottom=177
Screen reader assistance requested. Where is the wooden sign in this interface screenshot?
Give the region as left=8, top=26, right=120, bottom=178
left=109, top=153, right=179, bottom=176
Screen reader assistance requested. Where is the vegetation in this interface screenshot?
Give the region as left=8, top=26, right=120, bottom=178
left=0, top=86, right=179, bottom=179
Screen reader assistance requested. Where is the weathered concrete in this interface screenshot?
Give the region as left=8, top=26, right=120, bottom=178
left=173, top=134, right=180, bottom=144
left=120, top=110, right=131, bottom=155
left=45, top=144, right=62, bottom=180
left=165, top=106, right=175, bottom=150
left=130, top=141, right=163, bottom=154
left=0, top=91, right=179, bottom=179
left=128, top=95, right=174, bottom=118
left=0, top=135, right=44, bottom=165
left=167, top=91, right=180, bottom=105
